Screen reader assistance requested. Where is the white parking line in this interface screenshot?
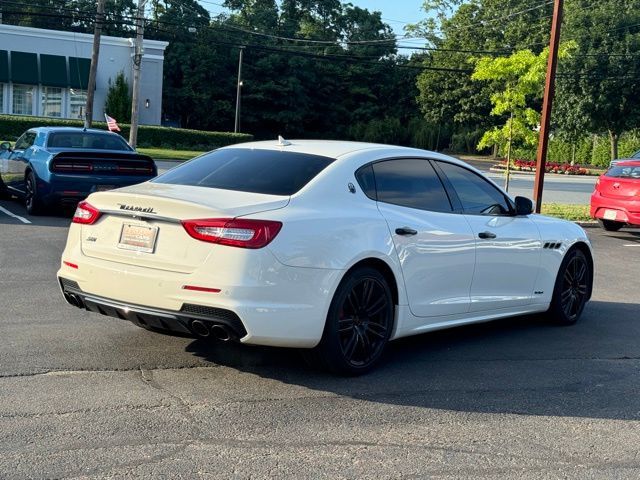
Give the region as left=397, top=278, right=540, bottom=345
left=623, top=244, right=640, bottom=247
left=0, top=205, right=31, bottom=224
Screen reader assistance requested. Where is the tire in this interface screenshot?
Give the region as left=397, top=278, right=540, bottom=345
left=548, top=248, right=591, bottom=325
left=25, top=171, right=46, bottom=215
left=304, top=266, right=394, bottom=375
left=598, top=219, right=624, bottom=232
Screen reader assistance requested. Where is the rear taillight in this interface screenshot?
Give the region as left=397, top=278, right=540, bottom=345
left=52, top=162, right=93, bottom=173
left=116, top=165, right=154, bottom=174
left=181, top=218, right=282, bottom=249
left=72, top=201, right=102, bottom=225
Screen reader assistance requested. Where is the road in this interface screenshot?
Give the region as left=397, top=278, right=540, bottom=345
left=1, top=199, right=639, bottom=478
left=156, top=159, right=598, bottom=205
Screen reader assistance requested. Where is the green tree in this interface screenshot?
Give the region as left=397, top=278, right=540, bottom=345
left=104, top=71, right=132, bottom=123
left=555, top=0, right=640, bottom=160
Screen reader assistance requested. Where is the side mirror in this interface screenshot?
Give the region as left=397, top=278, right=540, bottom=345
left=514, top=196, right=534, bottom=216
left=0, top=142, right=11, bottom=152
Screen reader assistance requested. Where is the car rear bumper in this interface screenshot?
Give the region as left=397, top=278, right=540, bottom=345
left=57, top=237, right=343, bottom=348
left=590, top=192, right=640, bottom=225
left=59, top=277, right=248, bottom=340
left=41, top=174, right=155, bottom=205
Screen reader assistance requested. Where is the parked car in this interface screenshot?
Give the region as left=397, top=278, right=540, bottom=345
left=58, top=140, right=594, bottom=375
left=0, top=127, right=157, bottom=214
left=591, top=160, right=640, bottom=231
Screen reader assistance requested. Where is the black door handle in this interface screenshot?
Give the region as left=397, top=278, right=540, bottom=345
left=478, top=231, right=497, bottom=239
left=395, top=227, right=418, bottom=236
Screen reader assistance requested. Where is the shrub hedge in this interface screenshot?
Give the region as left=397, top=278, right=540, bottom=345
left=0, top=115, right=253, bottom=150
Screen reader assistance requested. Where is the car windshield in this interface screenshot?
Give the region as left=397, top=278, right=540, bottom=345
left=606, top=165, right=640, bottom=179
left=152, top=148, right=335, bottom=196
left=47, top=132, right=132, bottom=151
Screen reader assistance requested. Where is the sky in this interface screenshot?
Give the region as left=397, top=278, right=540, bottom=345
left=198, top=1, right=428, bottom=38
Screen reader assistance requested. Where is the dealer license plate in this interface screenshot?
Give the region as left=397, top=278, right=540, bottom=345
left=117, top=223, right=158, bottom=253
left=95, top=185, right=116, bottom=192
left=604, top=209, right=618, bottom=220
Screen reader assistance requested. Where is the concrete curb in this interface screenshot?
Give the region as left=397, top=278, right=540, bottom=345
left=488, top=167, right=601, bottom=178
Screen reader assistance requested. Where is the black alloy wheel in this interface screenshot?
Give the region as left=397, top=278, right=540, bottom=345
left=598, top=219, right=624, bottom=232
left=548, top=248, right=591, bottom=325
left=25, top=171, right=44, bottom=215
left=306, top=267, right=394, bottom=375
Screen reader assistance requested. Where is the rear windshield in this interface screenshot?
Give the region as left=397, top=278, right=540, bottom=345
left=47, top=132, right=132, bottom=151
left=606, top=165, right=640, bottom=179
left=152, top=148, right=335, bottom=196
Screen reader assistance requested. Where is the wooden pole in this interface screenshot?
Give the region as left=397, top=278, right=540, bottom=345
left=84, top=0, right=106, bottom=129
left=129, top=0, right=147, bottom=147
left=505, top=110, right=513, bottom=192
left=533, top=0, right=563, bottom=213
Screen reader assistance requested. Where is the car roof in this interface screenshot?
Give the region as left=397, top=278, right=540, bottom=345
left=613, top=160, right=640, bottom=166
left=222, top=139, right=451, bottom=161
left=30, top=127, right=118, bottom=135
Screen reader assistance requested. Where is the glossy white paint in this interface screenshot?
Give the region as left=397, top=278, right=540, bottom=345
left=57, top=140, right=593, bottom=348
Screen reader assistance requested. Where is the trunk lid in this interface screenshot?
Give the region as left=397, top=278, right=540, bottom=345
left=80, top=182, right=289, bottom=273
left=598, top=175, right=640, bottom=199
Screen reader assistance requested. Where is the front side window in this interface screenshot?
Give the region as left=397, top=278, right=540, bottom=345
left=12, top=84, right=35, bottom=115
left=41, top=87, right=63, bottom=117
left=15, top=131, right=37, bottom=150
left=153, top=148, right=335, bottom=196
left=69, top=88, right=87, bottom=119
left=372, top=159, right=452, bottom=212
left=436, top=161, right=512, bottom=215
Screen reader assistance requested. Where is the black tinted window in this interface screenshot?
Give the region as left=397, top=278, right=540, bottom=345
left=355, top=164, right=376, bottom=200
left=437, top=161, right=511, bottom=215
left=48, top=132, right=131, bottom=151
left=153, top=148, right=335, bottom=196
left=373, top=159, right=452, bottom=212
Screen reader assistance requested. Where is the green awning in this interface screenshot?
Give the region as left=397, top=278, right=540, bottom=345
left=40, top=54, right=68, bottom=87
left=11, top=51, right=38, bottom=84
left=0, top=51, right=8, bottom=83
left=69, top=57, right=91, bottom=89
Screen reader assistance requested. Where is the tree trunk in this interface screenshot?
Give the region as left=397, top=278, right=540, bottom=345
left=609, top=130, right=619, bottom=161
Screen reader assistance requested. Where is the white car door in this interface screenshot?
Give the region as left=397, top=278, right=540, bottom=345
left=363, top=159, right=476, bottom=318
left=434, top=160, right=542, bottom=313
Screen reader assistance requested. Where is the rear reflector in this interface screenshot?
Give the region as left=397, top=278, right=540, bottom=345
left=181, top=218, right=282, bottom=249
left=182, top=285, right=221, bottom=293
left=63, top=261, right=78, bottom=269
left=72, top=201, right=102, bottom=225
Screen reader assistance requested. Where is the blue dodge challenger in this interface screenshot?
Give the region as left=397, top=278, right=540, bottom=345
left=0, top=127, right=157, bottom=215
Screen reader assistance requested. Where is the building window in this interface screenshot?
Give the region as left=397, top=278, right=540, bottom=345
left=69, top=88, right=87, bottom=120
left=0, top=84, right=4, bottom=113
left=41, top=87, right=63, bottom=117
left=12, top=84, right=35, bottom=115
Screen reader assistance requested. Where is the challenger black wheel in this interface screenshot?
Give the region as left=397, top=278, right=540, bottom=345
left=25, top=171, right=45, bottom=215
left=305, top=266, right=394, bottom=375
left=548, top=248, right=591, bottom=325
left=598, top=219, right=624, bottom=232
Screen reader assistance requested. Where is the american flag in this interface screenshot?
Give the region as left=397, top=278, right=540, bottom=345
left=104, top=114, right=121, bottom=132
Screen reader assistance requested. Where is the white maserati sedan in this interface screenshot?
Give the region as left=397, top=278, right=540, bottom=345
left=58, top=140, right=593, bottom=375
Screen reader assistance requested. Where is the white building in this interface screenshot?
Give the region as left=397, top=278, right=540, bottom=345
left=0, top=24, right=168, bottom=125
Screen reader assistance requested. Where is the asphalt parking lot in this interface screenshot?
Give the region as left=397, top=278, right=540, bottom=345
left=1, top=198, right=639, bottom=479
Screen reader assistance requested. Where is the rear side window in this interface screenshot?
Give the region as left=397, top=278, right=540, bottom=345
left=153, top=148, right=335, bottom=196
left=372, top=159, right=452, bottom=212
left=436, top=161, right=512, bottom=215
left=606, top=165, right=640, bottom=178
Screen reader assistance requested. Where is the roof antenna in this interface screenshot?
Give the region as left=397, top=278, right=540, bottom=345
left=278, top=135, right=291, bottom=146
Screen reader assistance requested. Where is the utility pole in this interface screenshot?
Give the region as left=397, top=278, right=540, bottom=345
left=234, top=46, right=245, bottom=134
left=129, top=0, right=147, bottom=148
left=533, top=0, right=563, bottom=213
left=505, top=110, right=514, bottom=192
left=85, top=0, right=106, bottom=129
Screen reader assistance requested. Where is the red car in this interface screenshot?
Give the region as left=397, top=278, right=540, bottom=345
left=590, top=160, right=640, bottom=231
